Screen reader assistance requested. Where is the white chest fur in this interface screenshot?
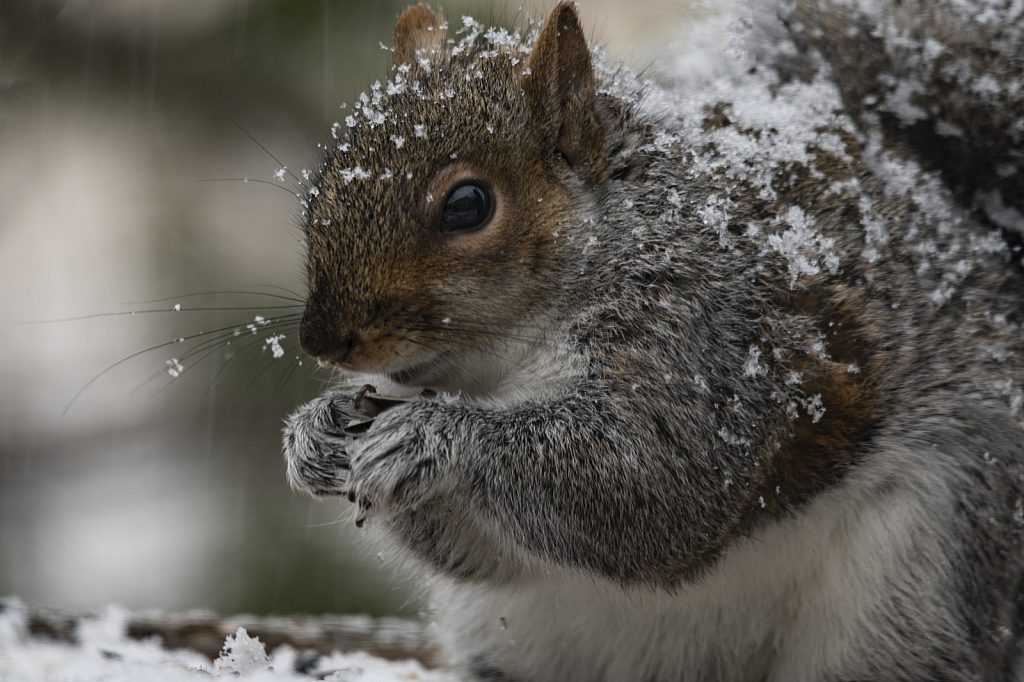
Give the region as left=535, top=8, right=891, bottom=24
left=431, top=440, right=966, bottom=682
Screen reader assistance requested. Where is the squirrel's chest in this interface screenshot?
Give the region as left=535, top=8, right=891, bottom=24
left=429, top=449, right=960, bottom=682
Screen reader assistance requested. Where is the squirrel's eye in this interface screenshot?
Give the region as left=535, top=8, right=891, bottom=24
left=440, top=183, right=492, bottom=234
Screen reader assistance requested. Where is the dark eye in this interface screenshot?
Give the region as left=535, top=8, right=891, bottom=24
left=440, top=183, right=492, bottom=234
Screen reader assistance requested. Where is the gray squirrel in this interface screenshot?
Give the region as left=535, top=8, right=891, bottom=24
left=283, top=1, right=1024, bottom=679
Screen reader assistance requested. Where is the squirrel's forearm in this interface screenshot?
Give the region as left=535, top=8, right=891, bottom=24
left=403, top=384, right=746, bottom=585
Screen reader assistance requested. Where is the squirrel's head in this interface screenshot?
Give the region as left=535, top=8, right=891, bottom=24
left=299, top=2, right=610, bottom=396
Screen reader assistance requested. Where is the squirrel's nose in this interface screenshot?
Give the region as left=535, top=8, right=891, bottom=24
left=299, top=314, right=358, bottom=367
left=314, top=335, right=356, bottom=367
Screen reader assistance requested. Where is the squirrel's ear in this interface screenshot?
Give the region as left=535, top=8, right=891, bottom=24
left=525, top=2, right=606, bottom=181
left=393, top=4, right=447, bottom=68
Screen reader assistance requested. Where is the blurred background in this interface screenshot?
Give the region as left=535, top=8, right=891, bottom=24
left=0, top=0, right=693, bottom=619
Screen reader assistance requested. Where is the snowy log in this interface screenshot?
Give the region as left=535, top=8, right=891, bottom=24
left=10, top=601, right=440, bottom=667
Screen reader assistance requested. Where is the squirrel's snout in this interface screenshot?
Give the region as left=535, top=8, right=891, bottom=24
left=315, top=337, right=355, bottom=367
left=299, top=313, right=358, bottom=367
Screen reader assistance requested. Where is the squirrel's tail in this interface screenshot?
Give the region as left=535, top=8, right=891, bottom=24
left=662, top=0, right=1024, bottom=253
left=790, top=0, right=1024, bottom=248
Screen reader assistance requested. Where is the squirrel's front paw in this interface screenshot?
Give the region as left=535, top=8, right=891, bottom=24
left=347, top=406, right=445, bottom=526
left=283, top=394, right=360, bottom=498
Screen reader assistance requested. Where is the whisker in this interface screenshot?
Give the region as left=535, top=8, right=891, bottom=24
left=124, top=291, right=306, bottom=305
left=168, top=325, right=299, bottom=375
left=202, top=333, right=274, bottom=395
left=28, top=307, right=303, bottom=324
left=242, top=345, right=298, bottom=395
left=177, top=318, right=301, bottom=364
left=401, top=334, right=523, bottom=372
left=138, top=323, right=301, bottom=400
left=388, top=317, right=555, bottom=341
left=304, top=518, right=349, bottom=529
left=64, top=314, right=303, bottom=414
left=252, top=284, right=309, bottom=301
left=197, top=178, right=299, bottom=195
left=184, top=325, right=293, bottom=396
left=128, top=367, right=171, bottom=397
left=183, top=82, right=305, bottom=187
left=407, top=323, right=560, bottom=352
left=274, top=348, right=307, bottom=399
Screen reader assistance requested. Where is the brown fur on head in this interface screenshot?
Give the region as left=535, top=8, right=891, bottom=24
left=299, top=3, right=612, bottom=395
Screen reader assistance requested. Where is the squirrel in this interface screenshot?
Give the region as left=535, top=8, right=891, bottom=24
left=283, top=1, right=1024, bottom=679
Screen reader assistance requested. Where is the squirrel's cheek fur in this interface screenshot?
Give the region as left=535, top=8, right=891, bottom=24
left=283, top=0, right=1024, bottom=679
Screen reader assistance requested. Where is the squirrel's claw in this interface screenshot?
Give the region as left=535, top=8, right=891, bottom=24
left=344, top=406, right=443, bottom=524
left=285, top=391, right=442, bottom=519
left=282, top=394, right=360, bottom=498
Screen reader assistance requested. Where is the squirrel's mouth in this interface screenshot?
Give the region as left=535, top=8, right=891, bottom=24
left=387, top=356, right=443, bottom=387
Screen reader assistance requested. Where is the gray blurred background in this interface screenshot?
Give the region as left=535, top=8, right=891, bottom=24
left=0, top=0, right=691, bottom=618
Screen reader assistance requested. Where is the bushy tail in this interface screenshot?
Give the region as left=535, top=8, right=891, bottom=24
left=663, top=0, right=1024, bottom=252
left=786, top=0, right=1024, bottom=247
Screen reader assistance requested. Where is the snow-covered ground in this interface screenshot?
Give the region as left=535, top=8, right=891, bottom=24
left=0, top=601, right=455, bottom=682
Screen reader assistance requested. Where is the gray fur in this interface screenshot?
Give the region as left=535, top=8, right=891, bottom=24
left=283, top=1, right=1024, bottom=679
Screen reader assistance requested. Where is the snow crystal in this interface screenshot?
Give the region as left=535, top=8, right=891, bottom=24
left=804, top=394, right=826, bottom=424
left=719, top=428, right=751, bottom=446
left=698, top=194, right=732, bottom=250
left=977, top=190, right=1024, bottom=235
left=928, top=283, right=955, bottom=307
left=997, top=164, right=1017, bottom=179
left=880, top=78, right=929, bottom=125
left=934, top=120, right=964, bottom=137
left=339, top=167, right=371, bottom=185
left=767, top=206, right=838, bottom=286
left=742, top=345, right=763, bottom=378
left=264, top=334, right=286, bottom=359
left=166, top=358, right=184, bottom=378
left=214, top=628, right=269, bottom=675
left=386, top=79, right=407, bottom=97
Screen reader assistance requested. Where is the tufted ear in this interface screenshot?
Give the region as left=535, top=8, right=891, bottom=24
left=524, top=2, right=606, bottom=180
left=393, top=4, right=447, bottom=67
